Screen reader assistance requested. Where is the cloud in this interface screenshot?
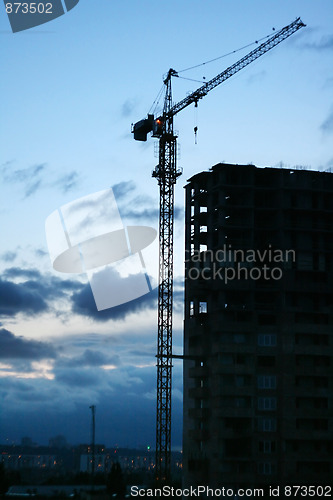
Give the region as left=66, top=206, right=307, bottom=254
left=323, top=77, right=333, bottom=90
left=0, top=267, right=81, bottom=317
left=0, top=264, right=161, bottom=322
left=120, top=206, right=159, bottom=221
left=35, top=248, right=48, bottom=258
left=4, top=267, right=42, bottom=280
left=322, top=158, right=333, bottom=171
left=59, top=189, right=120, bottom=235
left=320, top=107, right=333, bottom=134
left=0, top=277, right=49, bottom=316
left=112, top=182, right=183, bottom=223
left=0, top=325, right=183, bottom=447
left=24, top=179, right=43, bottom=198
left=247, top=70, right=266, bottom=85
left=71, top=281, right=157, bottom=321
left=54, top=170, right=80, bottom=193
left=300, top=34, right=333, bottom=51
left=13, top=164, right=45, bottom=183
left=54, top=367, right=102, bottom=387
left=1, top=251, right=17, bottom=263
left=0, top=161, right=80, bottom=197
left=121, top=99, right=137, bottom=118
left=121, top=205, right=184, bottom=223
left=0, top=328, right=57, bottom=360
left=57, top=349, right=120, bottom=368
left=0, top=162, right=47, bottom=198
left=112, top=180, right=136, bottom=199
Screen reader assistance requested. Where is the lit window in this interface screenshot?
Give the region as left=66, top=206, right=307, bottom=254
left=199, top=301, right=207, bottom=314
left=190, top=301, right=194, bottom=316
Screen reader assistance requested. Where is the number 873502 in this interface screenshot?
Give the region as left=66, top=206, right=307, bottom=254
left=5, top=3, right=53, bottom=14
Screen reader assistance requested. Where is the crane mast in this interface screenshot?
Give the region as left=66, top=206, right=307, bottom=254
left=152, top=71, right=182, bottom=482
left=132, top=16, right=305, bottom=484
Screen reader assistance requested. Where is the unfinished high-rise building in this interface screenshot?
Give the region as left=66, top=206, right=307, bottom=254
left=183, top=163, right=333, bottom=491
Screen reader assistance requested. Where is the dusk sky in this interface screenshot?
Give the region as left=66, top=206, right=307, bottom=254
left=1, top=1, right=332, bottom=450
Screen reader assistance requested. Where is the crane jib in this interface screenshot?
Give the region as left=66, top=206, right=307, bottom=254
left=168, top=17, right=305, bottom=118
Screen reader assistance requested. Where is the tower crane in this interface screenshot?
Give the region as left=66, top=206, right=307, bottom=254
left=132, top=16, right=305, bottom=483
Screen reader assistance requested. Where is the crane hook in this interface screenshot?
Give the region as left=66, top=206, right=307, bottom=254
left=194, top=126, right=198, bottom=145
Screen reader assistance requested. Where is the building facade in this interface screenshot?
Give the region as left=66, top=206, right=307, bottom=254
left=183, top=163, right=333, bottom=491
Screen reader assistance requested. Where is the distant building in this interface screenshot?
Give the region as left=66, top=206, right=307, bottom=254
left=5, top=485, right=107, bottom=498
left=78, top=447, right=155, bottom=474
left=0, top=442, right=181, bottom=480
left=183, top=163, right=333, bottom=490
left=1, top=452, right=57, bottom=470
left=0, top=444, right=74, bottom=473
left=48, top=435, right=67, bottom=449
left=20, top=437, right=36, bottom=447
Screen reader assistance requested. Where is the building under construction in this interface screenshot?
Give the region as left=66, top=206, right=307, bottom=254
left=183, top=163, right=333, bottom=490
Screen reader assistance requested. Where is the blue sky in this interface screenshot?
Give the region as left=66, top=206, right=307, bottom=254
left=1, top=0, right=333, bottom=449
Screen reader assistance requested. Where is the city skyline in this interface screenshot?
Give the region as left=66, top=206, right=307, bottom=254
left=1, top=0, right=333, bottom=449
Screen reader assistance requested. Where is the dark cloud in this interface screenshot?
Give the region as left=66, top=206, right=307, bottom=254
left=128, top=348, right=155, bottom=358
left=0, top=277, right=49, bottom=316
left=0, top=267, right=81, bottom=317
left=320, top=107, right=333, bottom=134
left=0, top=328, right=57, bottom=360
left=0, top=343, right=183, bottom=447
left=18, top=389, right=56, bottom=403
left=0, top=382, right=175, bottom=448
left=4, top=267, right=42, bottom=280
left=54, top=367, right=102, bottom=387
left=71, top=281, right=157, bottom=321
left=57, top=349, right=120, bottom=368
left=0, top=378, right=35, bottom=393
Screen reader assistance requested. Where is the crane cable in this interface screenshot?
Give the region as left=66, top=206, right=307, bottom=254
left=176, top=30, right=276, bottom=74
left=176, top=29, right=277, bottom=144
left=148, top=83, right=165, bottom=116
left=148, top=29, right=277, bottom=133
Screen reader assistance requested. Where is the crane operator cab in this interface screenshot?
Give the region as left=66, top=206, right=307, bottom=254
left=132, top=114, right=164, bottom=141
